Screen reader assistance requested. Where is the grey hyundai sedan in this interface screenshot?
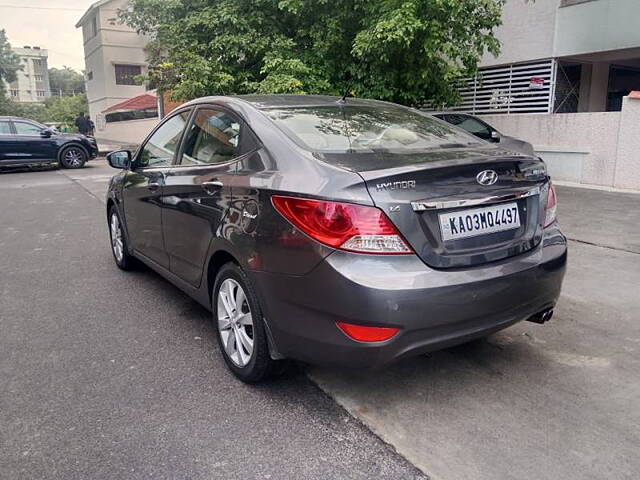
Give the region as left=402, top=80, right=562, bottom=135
left=105, top=95, right=566, bottom=383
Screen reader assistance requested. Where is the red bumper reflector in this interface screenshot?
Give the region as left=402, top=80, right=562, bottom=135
left=336, top=322, right=400, bottom=342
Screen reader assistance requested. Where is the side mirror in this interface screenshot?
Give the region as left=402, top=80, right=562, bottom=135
left=490, top=130, right=501, bottom=142
left=107, top=150, right=132, bottom=169
left=40, top=128, right=53, bottom=138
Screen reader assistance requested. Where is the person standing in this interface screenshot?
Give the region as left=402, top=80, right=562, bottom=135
left=75, top=112, right=90, bottom=135
left=86, top=115, right=95, bottom=137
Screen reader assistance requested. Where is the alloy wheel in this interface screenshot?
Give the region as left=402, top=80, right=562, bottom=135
left=217, top=279, right=254, bottom=367
left=64, top=148, right=84, bottom=167
left=110, top=213, right=124, bottom=263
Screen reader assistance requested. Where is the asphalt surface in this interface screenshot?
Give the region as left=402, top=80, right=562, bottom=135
left=0, top=161, right=425, bottom=480
left=311, top=186, right=640, bottom=479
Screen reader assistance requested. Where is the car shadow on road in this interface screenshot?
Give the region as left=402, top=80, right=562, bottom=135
left=0, top=164, right=59, bottom=174
left=310, top=326, right=553, bottom=402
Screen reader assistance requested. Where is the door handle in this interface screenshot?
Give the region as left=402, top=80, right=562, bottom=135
left=148, top=182, right=161, bottom=191
left=202, top=181, right=224, bottom=194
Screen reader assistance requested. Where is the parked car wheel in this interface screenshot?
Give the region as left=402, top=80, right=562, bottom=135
left=59, top=145, right=87, bottom=169
left=108, top=206, right=135, bottom=270
left=213, top=262, right=277, bottom=383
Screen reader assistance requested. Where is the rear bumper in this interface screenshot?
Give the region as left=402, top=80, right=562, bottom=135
left=251, top=225, right=567, bottom=368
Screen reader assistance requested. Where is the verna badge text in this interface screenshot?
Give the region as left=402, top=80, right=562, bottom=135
left=376, top=180, right=416, bottom=191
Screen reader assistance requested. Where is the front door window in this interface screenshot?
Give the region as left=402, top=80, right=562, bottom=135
left=446, top=115, right=494, bottom=141
left=14, top=122, right=43, bottom=136
left=137, top=111, right=191, bottom=168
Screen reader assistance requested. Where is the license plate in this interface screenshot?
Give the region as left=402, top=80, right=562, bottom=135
left=439, top=202, right=520, bottom=241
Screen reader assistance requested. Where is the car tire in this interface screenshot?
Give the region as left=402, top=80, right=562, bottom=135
left=213, top=262, right=280, bottom=383
left=59, top=145, right=87, bottom=169
left=108, top=206, right=135, bottom=271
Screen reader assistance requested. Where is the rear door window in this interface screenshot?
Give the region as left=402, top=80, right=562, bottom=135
left=179, top=107, right=259, bottom=165
left=180, top=108, right=242, bottom=165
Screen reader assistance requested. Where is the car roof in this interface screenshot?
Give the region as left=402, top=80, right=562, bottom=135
left=182, top=94, right=397, bottom=110
left=0, top=116, right=43, bottom=123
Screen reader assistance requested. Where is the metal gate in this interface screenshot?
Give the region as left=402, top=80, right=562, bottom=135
left=449, top=59, right=556, bottom=114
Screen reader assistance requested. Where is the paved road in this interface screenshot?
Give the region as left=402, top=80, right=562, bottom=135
left=312, top=186, right=640, bottom=480
left=0, top=161, right=424, bottom=480
left=3, top=161, right=638, bottom=480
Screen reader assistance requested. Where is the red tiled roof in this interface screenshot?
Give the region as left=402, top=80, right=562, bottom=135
left=104, top=93, right=158, bottom=113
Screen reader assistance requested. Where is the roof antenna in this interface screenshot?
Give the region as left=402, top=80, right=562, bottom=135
left=339, top=38, right=373, bottom=104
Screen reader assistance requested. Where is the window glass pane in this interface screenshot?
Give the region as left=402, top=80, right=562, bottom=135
left=181, top=109, right=242, bottom=165
left=137, top=111, right=190, bottom=168
left=265, top=105, right=480, bottom=154
left=115, top=65, right=142, bottom=86
left=14, top=122, right=42, bottom=135
left=0, top=121, right=12, bottom=134
left=446, top=115, right=492, bottom=138
left=105, top=108, right=158, bottom=123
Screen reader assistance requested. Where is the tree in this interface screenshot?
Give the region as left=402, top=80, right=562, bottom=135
left=120, top=0, right=504, bottom=106
left=0, top=29, right=21, bottom=95
left=43, top=94, right=88, bottom=124
left=49, top=67, right=86, bottom=96
left=0, top=97, right=47, bottom=122
left=0, top=93, right=87, bottom=127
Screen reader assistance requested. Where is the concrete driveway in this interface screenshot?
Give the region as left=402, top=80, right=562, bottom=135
left=311, top=186, right=640, bottom=480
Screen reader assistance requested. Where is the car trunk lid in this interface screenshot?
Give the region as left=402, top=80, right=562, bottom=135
left=321, top=149, right=550, bottom=268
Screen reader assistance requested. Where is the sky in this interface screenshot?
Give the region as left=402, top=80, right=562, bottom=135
left=0, top=0, right=98, bottom=72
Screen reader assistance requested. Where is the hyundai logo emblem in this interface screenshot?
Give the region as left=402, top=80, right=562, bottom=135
left=476, top=170, right=498, bottom=186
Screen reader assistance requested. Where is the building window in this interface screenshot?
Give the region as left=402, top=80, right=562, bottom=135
left=32, top=59, right=45, bottom=74
left=83, top=15, right=98, bottom=40
left=87, top=71, right=94, bottom=81
left=10, top=89, right=19, bottom=97
left=34, top=75, right=44, bottom=82
left=37, top=91, right=46, bottom=97
left=105, top=108, right=158, bottom=123
left=115, top=64, right=142, bottom=86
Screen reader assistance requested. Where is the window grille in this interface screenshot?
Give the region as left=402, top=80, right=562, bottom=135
left=449, top=59, right=556, bottom=114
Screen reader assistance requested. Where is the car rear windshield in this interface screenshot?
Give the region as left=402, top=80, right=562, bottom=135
left=263, top=105, right=482, bottom=153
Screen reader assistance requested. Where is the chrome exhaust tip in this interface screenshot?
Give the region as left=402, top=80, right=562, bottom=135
left=527, top=308, right=554, bottom=324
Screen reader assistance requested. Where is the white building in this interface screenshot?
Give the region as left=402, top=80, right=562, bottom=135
left=3, top=47, right=51, bottom=104
left=449, top=0, right=640, bottom=115
left=448, top=0, right=640, bottom=191
left=76, top=0, right=157, bottom=144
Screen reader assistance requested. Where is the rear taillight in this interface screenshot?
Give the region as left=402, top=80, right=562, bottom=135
left=544, top=182, right=557, bottom=227
left=271, top=196, right=413, bottom=254
left=337, top=322, right=400, bottom=342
